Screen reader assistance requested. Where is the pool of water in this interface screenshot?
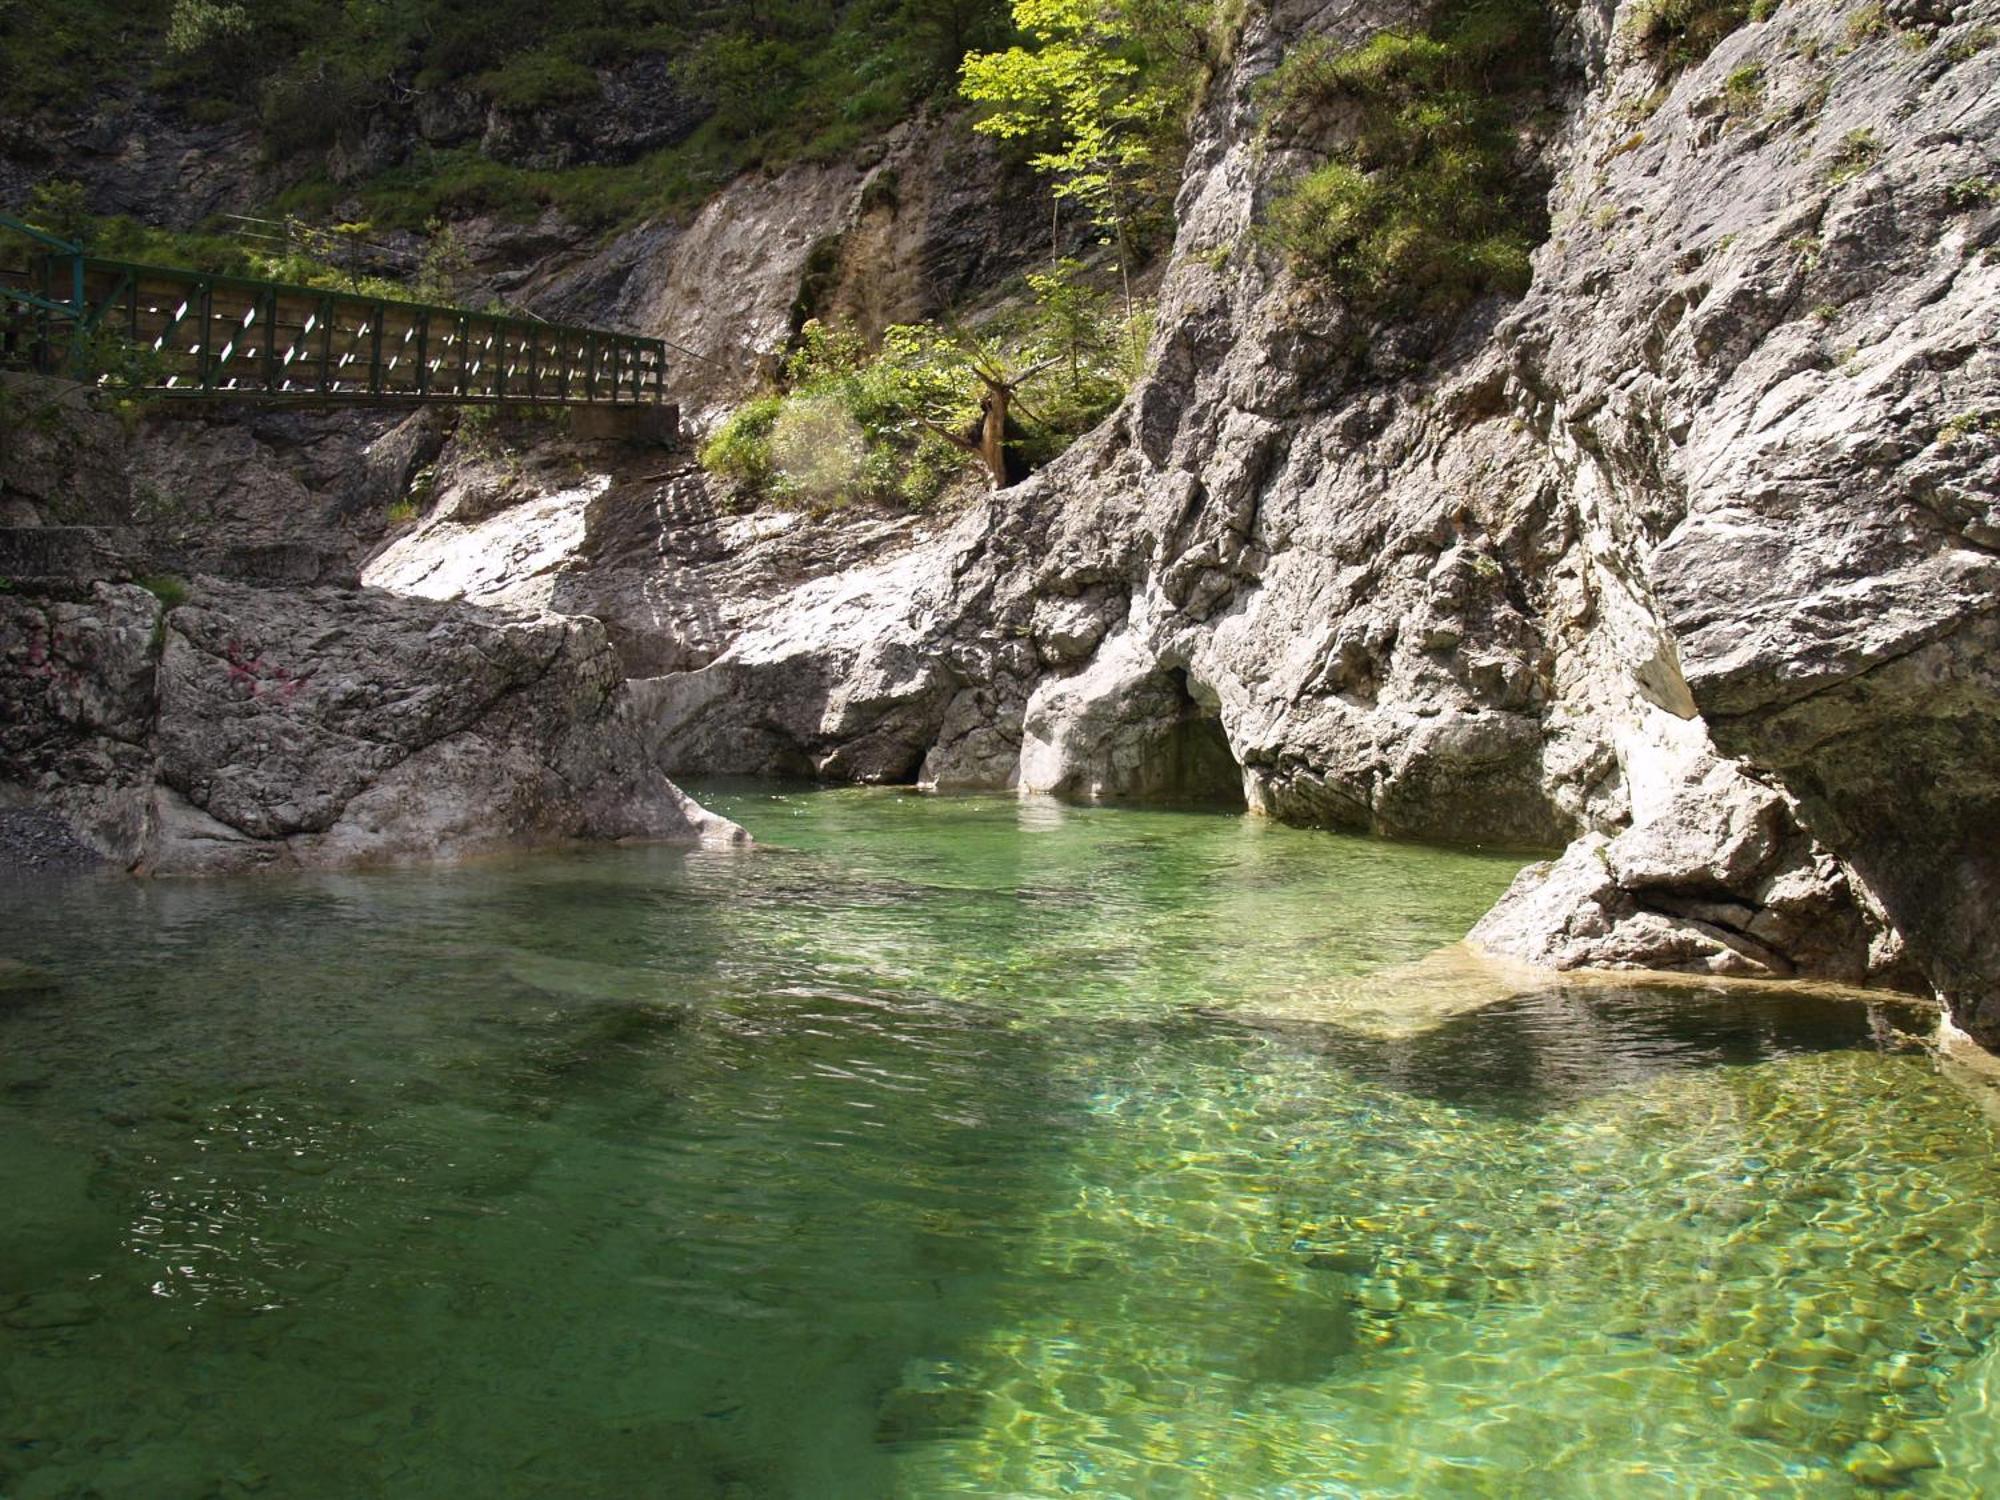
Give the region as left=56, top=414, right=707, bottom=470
left=2, top=786, right=1997, bottom=1498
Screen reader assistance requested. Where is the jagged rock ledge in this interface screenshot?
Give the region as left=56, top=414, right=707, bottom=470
left=1, top=577, right=743, bottom=875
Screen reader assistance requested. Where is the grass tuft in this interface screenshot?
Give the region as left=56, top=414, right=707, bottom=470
left=137, top=573, right=190, bottom=609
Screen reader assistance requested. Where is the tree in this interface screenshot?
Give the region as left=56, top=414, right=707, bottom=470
left=959, top=0, right=1215, bottom=297
left=899, top=0, right=1011, bottom=85
left=918, top=346, right=1060, bottom=489
left=1024, top=256, right=1110, bottom=390
left=804, top=318, right=1058, bottom=492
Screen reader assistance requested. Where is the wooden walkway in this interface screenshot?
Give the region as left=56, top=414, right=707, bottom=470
left=1, top=217, right=667, bottom=407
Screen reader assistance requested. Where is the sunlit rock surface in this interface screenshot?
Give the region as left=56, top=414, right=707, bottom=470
left=467, top=0, right=1997, bottom=1030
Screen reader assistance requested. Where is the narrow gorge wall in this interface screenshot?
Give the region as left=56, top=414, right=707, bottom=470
left=586, top=0, right=1997, bottom=1037
left=5, top=0, right=1995, bottom=1043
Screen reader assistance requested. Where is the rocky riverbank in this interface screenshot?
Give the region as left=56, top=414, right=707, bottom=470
left=3, top=0, right=1996, bottom=1042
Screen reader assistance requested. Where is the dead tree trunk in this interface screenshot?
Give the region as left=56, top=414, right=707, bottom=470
left=924, top=357, right=1057, bottom=490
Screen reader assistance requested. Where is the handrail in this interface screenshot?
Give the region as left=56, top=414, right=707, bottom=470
left=57, top=252, right=635, bottom=350
left=0, top=216, right=669, bottom=407
left=0, top=212, right=83, bottom=256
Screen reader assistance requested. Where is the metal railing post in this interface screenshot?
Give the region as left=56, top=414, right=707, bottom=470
left=316, top=296, right=333, bottom=393
left=261, top=287, right=278, bottom=393
left=196, top=279, right=215, bottom=390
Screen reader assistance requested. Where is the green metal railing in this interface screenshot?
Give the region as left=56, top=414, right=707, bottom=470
left=0, top=215, right=667, bottom=406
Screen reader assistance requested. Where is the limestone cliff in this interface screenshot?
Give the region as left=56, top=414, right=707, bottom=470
left=407, top=0, right=1993, bottom=1037
left=4, top=0, right=1996, bottom=1046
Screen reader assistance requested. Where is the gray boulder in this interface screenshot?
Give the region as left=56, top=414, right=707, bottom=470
left=0, top=578, right=741, bottom=874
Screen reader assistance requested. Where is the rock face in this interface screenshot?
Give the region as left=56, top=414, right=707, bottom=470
left=0, top=578, right=742, bottom=874
left=0, top=95, right=262, bottom=231
left=530, top=111, right=1061, bottom=424
left=1, top=381, right=446, bottom=584
left=420, top=0, right=1990, bottom=1033
left=1468, top=757, right=1916, bottom=985
left=3, top=0, right=1995, bottom=1040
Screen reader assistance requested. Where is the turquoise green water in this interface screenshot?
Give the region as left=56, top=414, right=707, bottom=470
left=2, top=786, right=1998, bottom=1498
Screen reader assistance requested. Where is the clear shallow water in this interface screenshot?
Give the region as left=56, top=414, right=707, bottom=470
left=1, top=786, right=1996, bottom=1498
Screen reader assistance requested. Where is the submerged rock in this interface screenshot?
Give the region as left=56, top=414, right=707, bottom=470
left=0, top=808, right=103, bottom=872
left=1, top=1291, right=101, bottom=1331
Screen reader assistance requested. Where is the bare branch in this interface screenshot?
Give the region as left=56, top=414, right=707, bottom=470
left=917, top=417, right=980, bottom=454
left=1009, top=355, right=1064, bottom=388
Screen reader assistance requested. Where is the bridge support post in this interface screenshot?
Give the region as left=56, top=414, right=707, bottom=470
left=568, top=402, right=680, bottom=446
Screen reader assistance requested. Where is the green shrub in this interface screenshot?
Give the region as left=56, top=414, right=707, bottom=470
left=164, top=0, right=248, bottom=55
left=702, top=259, right=1145, bottom=512
left=1842, top=2, right=1892, bottom=46
left=1261, top=0, right=1549, bottom=316
left=1944, top=176, right=2000, bottom=210
left=479, top=51, right=601, bottom=112
left=24, top=178, right=91, bottom=243
left=1827, top=127, right=1881, bottom=183
left=1935, top=410, right=1998, bottom=448
left=1627, top=0, right=1753, bottom=71
left=1947, top=24, right=1996, bottom=61
left=552, top=25, right=643, bottom=68
left=257, top=56, right=384, bottom=157
left=700, top=395, right=785, bottom=492
left=1722, top=62, right=1765, bottom=116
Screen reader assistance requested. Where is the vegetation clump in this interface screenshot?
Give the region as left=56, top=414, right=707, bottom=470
left=703, top=259, right=1145, bottom=510
left=136, top=574, right=189, bottom=609
left=1627, top=0, right=1753, bottom=72
left=1258, top=0, right=1553, bottom=317
left=1935, top=410, right=1998, bottom=448
left=1841, top=2, right=1893, bottom=48
left=1944, top=176, right=2000, bottom=210
left=1826, top=127, right=1881, bottom=183
left=9, top=180, right=410, bottom=300
left=1721, top=62, right=1766, bottom=117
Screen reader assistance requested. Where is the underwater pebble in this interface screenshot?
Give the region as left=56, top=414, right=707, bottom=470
left=1846, top=1432, right=1941, bottom=1487
left=1354, top=1278, right=1404, bottom=1314
left=1303, top=1249, right=1373, bottom=1275
left=1728, top=1398, right=1781, bottom=1441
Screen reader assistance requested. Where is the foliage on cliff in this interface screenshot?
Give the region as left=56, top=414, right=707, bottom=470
left=960, top=0, right=1234, bottom=266
left=703, top=260, right=1145, bottom=509
left=1259, top=0, right=1554, bottom=317
left=11, top=180, right=408, bottom=300
left=0, top=0, right=1016, bottom=229
left=1626, top=0, right=1754, bottom=72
